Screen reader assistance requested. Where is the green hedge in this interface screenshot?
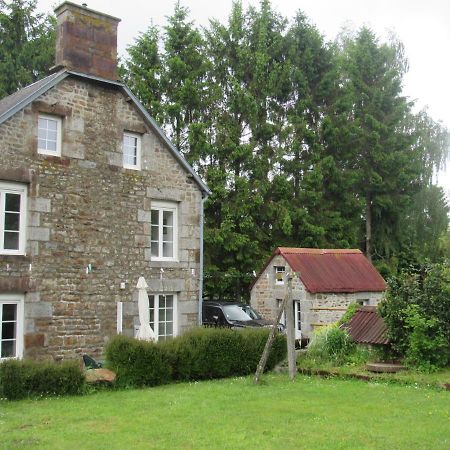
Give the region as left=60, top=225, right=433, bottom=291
left=106, top=327, right=286, bottom=387
left=0, top=359, right=85, bottom=400
left=106, top=335, right=172, bottom=388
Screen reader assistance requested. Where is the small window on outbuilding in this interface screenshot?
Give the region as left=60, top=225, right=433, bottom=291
left=274, top=266, right=285, bottom=284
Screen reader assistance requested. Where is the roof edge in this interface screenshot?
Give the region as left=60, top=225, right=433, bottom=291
left=278, top=247, right=362, bottom=255
left=0, top=69, right=210, bottom=196
left=0, top=70, right=69, bottom=126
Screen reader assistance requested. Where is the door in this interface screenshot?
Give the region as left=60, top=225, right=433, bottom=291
left=294, top=301, right=301, bottom=340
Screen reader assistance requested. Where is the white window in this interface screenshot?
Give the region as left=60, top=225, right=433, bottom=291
left=151, top=201, right=178, bottom=261
left=0, top=294, right=24, bottom=360
left=123, top=132, right=141, bottom=170
left=0, top=182, right=27, bottom=255
left=38, top=114, right=62, bottom=156
left=275, top=266, right=285, bottom=284
left=277, top=299, right=286, bottom=326
left=149, top=293, right=177, bottom=341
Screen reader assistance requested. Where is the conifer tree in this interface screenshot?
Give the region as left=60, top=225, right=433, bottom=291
left=0, top=0, right=55, bottom=98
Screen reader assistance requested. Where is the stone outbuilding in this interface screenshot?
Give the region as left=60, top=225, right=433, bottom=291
left=250, top=248, right=386, bottom=342
left=0, top=2, right=209, bottom=361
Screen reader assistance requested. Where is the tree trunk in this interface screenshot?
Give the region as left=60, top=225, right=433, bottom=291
left=365, top=193, right=372, bottom=262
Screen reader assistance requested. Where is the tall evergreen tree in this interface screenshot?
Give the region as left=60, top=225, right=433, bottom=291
left=161, top=1, right=209, bottom=163
left=121, top=1, right=449, bottom=296
left=0, top=0, right=55, bottom=98
left=120, top=25, right=164, bottom=122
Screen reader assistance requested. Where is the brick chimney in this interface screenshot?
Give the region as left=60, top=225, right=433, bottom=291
left=53, top=2, right=121, bottom=80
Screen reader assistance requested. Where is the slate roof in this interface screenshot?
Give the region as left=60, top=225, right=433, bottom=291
left=251, top=247, right=386, bottom=293
left=342, top=306, right=390, bottom=345
left=0, top=70, right=210, bottom=195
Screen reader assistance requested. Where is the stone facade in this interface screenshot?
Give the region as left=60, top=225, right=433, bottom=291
left=0, top=76, right=205, bottom=360
left=250, top=255, right=384, bottom=340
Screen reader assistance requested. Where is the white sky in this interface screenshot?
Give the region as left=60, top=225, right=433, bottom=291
left=37, top=0, right=450, bottom=192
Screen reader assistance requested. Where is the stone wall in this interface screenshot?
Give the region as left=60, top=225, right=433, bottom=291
left=250, top=254, right=384, bottom=339
left=0, top=76, right=203, bottom=360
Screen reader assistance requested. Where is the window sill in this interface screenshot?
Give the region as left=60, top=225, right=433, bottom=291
left=0, top=254, right=31, bottom=262
left=149, top=259, right=180, bottom=268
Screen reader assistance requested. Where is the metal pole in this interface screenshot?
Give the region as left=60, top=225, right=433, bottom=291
left=198, top=194, right=208, bottom=325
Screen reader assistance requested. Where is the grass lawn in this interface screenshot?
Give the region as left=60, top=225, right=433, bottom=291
left=1, top=374, right=449, bottom=450
left=297, top=357, right=450, bottom=389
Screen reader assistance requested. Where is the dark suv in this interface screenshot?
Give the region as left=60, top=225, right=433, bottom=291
left=202, top=301, right=284, bottom=331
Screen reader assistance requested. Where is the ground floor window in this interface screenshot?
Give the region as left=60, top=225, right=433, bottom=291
left=0, top=294, right=23, bottom=359
left=149, top=293, right=177, bottom=341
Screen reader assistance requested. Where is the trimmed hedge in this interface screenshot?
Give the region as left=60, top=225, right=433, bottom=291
left=106, top=335, right=172, bottom=388
left=168, top=327, right=286, bottom=381
left=106, top=327, right=287, bottom=387
left=0, top=359, right=85, bottom=400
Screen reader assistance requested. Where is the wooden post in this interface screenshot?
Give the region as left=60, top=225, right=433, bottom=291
left=285, top=274, right=296, bottom=379
left=254, top=273, right=295, bottom=384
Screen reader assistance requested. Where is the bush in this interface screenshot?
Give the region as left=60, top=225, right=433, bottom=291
left=403, top=305, right=449, bottom=372
left=337, top=302, right=361, bottom=326
left=106, top=328, right=287, bottom=386
left=106, top=335, right=172, bottom=388
left=306, top=326, right=356, bottom=365
left=0, top=359, right=85, bottom=400
left=379, top=261, right=450, bottom=370
left=168, top=327, right=286, bottom=381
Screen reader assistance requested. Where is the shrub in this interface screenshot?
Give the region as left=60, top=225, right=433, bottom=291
left=306, top=326, right=356, bottom=365
left=106, top=328, right=287, bottom=386
left=403, top=305, right=449, bottom=372
left=337, top=302, right=361, bottom=326
left=379, top=261, right=450, bottom=369
left=0, top=359, right=85, bottom=400
left=106, top=335, right=172, bottom=388
left=168, top=327, right=286, bottom=381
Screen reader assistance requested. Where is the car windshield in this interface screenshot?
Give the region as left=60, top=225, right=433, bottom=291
left=223, top=305, right=252, bottom=321
left=242, top=305, right=262, bottom=320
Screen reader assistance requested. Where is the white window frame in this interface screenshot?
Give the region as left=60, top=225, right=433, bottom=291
left=123, top=131, right=141, bottom=170
left=37, top=114, right=62, bottom=156
left=149, top=293, right=178, bottom=341
left=150, top=200, right=178, bottom=261
left=0, top=294, right=24, bottom=360
left=274, top=266, right=285, bottom=285
left=0, top=182, right=27, bottom=255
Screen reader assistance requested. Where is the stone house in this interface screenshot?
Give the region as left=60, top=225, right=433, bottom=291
left=0, top=2, right=209, bottom=361
left=250, top=248, right=386, bottom=342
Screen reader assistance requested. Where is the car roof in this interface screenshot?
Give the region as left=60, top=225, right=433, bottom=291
left=203, top=301, right=244, bottom=307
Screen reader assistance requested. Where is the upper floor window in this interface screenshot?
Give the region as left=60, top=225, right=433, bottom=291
left=0, top=294, right=24, bottom=360
left=0, top=182, right=27, bottom=255
left=275, top=266, right=285, bottom=284
left=38, top=114, right=62, bottom=156
left=151, top=201, right=178, bottom=261
left=123, top=132, right=141, bottom=170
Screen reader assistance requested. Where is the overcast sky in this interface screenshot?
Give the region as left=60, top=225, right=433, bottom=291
left=37, top=0, right=450, bottom=191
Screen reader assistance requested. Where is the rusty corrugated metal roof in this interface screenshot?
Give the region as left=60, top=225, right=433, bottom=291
left=343, top=306, right=390, bottom=345
left=279, top=248, right=386, bottom=294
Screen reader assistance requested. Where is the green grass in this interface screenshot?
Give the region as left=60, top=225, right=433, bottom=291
left=297, top=356, right=450, bottom=388
left=1, top=374, right=449, bottom=449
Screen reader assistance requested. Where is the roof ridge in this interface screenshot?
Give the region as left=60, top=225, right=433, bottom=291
left=278, top=247, right=362, bottom=254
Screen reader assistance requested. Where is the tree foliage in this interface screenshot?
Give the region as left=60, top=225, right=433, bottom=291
left=379, top=261, right=450, bottom=370
left=7, top=0, right=447, bottom=300
left=0, top=0, right=55, bottom=98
